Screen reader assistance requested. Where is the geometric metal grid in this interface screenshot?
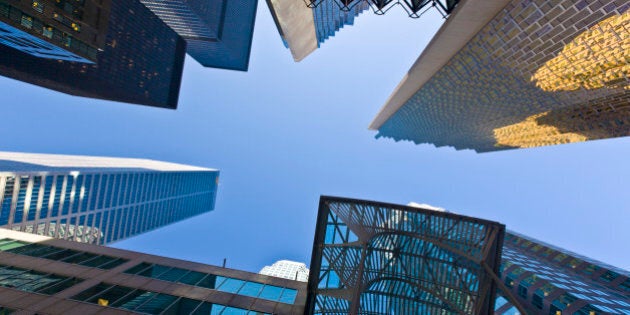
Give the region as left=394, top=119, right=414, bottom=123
left=306, top=196, right=516, bottom=314
left=305, top=0, right=459, bottom=18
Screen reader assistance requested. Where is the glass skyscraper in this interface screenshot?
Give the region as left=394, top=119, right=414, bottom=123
left=138, top=0, right=258, bottom=71
left=370, top=0, right=629, bottom=152
left=0, top=0, right=186, bottom=108
left=0, top=151, right=219, bottom=245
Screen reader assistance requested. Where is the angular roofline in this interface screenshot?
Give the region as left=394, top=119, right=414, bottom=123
left=368, top=0, right=512, bottom=130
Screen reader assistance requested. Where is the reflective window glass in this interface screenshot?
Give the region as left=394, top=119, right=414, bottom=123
left=238, top=282, right=263, bottom=298
left=259, top=285, right=283, bottom=301
left=217, top=278, right=245, bottom=293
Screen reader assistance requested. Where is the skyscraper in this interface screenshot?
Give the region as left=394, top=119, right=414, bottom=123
left=0, top=151, right=219, bottom=245
left=497, top=231, right=630, bottom=314
left=0, top=0, right=111, bottom=63
left=0, top=228, right=306, bottom=314
left=0, top=0, right=186, bottom=108
left=138, top=0, right=258, bottom=71
left=370, top=0, right=630, bottom=152
left=260, top=260, right=309, bottom=282
left=266, top=0, right=369, bottom=61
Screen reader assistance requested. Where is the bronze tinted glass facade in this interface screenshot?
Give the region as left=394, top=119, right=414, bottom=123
left=375, top=1, right=629, bottom=152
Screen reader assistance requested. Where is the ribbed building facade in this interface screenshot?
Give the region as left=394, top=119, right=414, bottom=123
left=0, top=152, right=218, bottom=245
left=139, top=0, right=258, bottom=70
left=370, top=0, right=630, bottom=152
left=266, top=0, right=368, bottom=61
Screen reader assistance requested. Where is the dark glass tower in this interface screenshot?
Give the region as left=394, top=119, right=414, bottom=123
left=0, top=0, right=111, bottom=63
left=139, top=0, right=258, bottom=70
left=0, top=0, right=186, bottom=108
left=0, top=152, right=219, bottom=245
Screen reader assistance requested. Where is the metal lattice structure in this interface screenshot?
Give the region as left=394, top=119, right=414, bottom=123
left=306, top=196, right=526, bottom=315
left=304, top=0, right=460, bottom=18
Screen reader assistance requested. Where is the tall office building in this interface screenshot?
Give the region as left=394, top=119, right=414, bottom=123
left=370, top=0, right=630, bottom=152
left=0, top=151, right=219, bottom=245
left=138, top=0, right=258, bottom=71
left=266, top=0, right=369, bottom=61
left=497, top=231, right=630, bottom=314
left=0, top=0, right=111, bottom=63
left=0, top=229, right=306, bottom=314
left=260, top=260, right=309, bottom=282
left=0, top=0, right=186, bottom=108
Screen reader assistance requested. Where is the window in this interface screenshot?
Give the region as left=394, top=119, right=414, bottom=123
left=0, top=264, right=82, bottom=295
left=0, top=239, right=127, bottom=269
left=72, top=283, right=269, bottom=314
left=124, top=263, right=299, bottom=304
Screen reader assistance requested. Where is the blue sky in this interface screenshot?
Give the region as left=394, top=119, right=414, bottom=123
left=0, top=3, right=628, bottom=273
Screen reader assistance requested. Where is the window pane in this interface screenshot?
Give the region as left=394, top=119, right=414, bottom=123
left=259, top=285, right=283, bottom=301
left=238, top=282, right=263, bottom=298
left=178, top=271, right=206, bottom=286
left=162, top=298, right=201, bottom=315
left=157, top=267, right=188, bottom=282
left=134, top=293, right=177, bottom=313
left=217, top=278, right=245, bottom=293
left=279, top=289, right=297, bottom=304
left=71, top=283, right=112, bottom=301
left=120, top=290, right=157, bottom=310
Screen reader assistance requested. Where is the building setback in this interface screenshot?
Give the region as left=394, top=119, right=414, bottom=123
left=0, top=0, right=186, bottom=108
left=0, top=229, right=306, bottom=314
left=370, top=0, right=630, bottom=152
left=266, top=0, right=368, bottom=61
left=0, top=151, right=219, bottom=245
left=138, top=0, right=258, bottom=71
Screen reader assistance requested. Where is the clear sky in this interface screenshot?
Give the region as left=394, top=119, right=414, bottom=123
left=0, top=3, right=628, bottom=273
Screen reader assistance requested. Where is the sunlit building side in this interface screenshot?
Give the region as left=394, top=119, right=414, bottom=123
left=370, top=0, right=630, bottom=152
left=0, top=151, right=218, bottom=245
left=260, top=260, right=309, bottom=282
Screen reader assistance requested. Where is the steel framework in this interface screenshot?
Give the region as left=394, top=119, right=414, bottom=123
left=304, top=0, right=460, bottom=18
left=306, top=196, right=527, bottom=315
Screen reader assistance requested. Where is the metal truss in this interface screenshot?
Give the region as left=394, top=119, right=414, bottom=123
left=306, top=196, right=528, bottom=315
left=303, top=0, right=460, bottom=18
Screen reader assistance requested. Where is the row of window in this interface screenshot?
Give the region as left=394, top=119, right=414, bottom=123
left=71, top=282, right=269, bottom=315
left=0, top=264, right=82, bottom=295
left=0, top=238, right=127, bottom=269
left=0, top=2, right=96, bottom=59
left=0, top=171, right=216, bottom=225
left=124, top=263, right=298, bottom=304
left=505, top=234, right=629, bottom=294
